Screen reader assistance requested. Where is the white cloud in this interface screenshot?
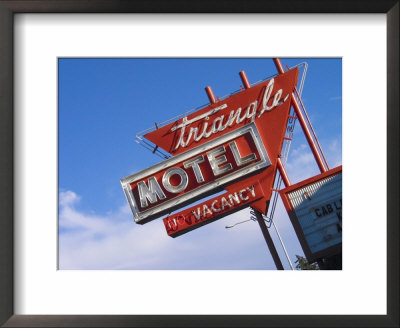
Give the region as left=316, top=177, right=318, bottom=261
left=285, top=143, right=320, bottom=183
left=327, top=138, right=342, bottom=167
left=58, top=136, right=343, bottom=270
left=59, top=190, right=80, bottom=207
left=284, top=138, right=342, bottom=185
left=58, top=191, right=303, bottom=270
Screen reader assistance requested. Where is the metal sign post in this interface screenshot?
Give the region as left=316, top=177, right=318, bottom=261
left=253, top=208, right=284, bottom=270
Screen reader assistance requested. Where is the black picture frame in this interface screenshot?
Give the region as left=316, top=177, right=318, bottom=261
left=0, top=1, right=398, bottom=327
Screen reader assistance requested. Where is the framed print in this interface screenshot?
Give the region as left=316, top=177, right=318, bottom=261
left=0, top=1, right=398, bottom=327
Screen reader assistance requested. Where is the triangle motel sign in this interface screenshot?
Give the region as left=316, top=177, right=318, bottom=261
left=121, top=67, right=299, bottom=237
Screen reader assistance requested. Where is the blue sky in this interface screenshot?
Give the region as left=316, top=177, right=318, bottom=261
left=58, top=58, right=342, bottom=270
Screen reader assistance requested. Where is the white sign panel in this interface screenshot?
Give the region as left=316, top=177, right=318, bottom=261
left=286, top=172, right=342, bottom=255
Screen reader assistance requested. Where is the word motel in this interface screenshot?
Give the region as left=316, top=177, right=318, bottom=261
left=121, top=124, right=270, bottom=223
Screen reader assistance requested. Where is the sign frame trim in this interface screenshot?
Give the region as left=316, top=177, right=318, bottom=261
left=121, top=123, right=271, bottom=223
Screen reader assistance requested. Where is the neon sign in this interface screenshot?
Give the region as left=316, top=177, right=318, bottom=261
left=121, top=68, right=299, bottom=236
left=121, top=124, right=270, bottom=224
left=164, top=182, right=264, bottom=237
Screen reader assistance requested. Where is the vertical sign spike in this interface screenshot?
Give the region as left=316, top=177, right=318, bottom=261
left=205, top=86, right=216, bottom=104
left=239, top=70, right=251, bottom=89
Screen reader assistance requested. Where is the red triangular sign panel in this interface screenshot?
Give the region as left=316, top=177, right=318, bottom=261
left=157, top=69, right=299, bottom=237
